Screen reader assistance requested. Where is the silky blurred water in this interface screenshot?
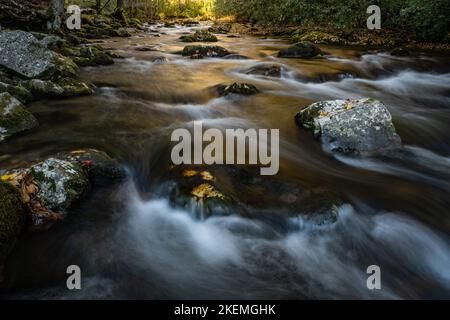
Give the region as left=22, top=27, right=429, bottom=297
left=1, top=22, right=450, bottom=299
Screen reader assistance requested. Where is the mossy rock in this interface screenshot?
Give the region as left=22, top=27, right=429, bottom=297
left=23, top=78, right=93, bottom=98
left=68, top=46, right=114, bottom=67
left=292, top=31, right=346, bottom=45
left=49, top=54, right=80, bottom=81
left=22, top=79, right=64, bottom=98
left=0, top=82, right=32, bottom=104
left=30, top=158, right=90, bottom=212
left=0, top=181, right=25, bottom=263
left=180, top=30, right=218, bottom=43
left=0, top=93, right=38, bottom=142
left=278, top=41, right=323, bottom=58
left=56, top=78, right=94, bottom=97
left=166, top=166, right=234, bottom=219
left=181, top=45, right=230, bottom=57
left=217, top=83, right=259, bottom=96
left=56, top=149, right=126, bottom=180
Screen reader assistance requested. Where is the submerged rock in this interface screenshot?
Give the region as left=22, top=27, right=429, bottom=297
left=278, top=41, right=323, bottom=58
left=166, top=166, right=233, bottom=218
left=182, top=45, right=230, bottom=58
left=180, top=30, right=218, bottom=42
left=0, top=181, right=25, bottom=263
left=0, top=93, right=38, bottom=142
left=0, top=30, right=78, bottom=80
left=30, top=158, right=90, bottom=211
left=390, top=47, right=411, bottom=57
left=295, top=98, right=401, bottom=156
left=164, top=164, right=343, bottom=225
left=217, top=83, right=259, bottom=96
left=152, top=57, right=169, bottom=64
left=245, top=63, right=282, bottom=77
left=222, top=54, right=250, bottom=60
left=135, top=46, right=158, bottom=52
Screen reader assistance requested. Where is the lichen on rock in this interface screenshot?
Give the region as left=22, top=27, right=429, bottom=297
left=295, top=98, right=402, bottom=156
left=0, top=92, right=38, bottom=142
left=30, top=158, right=90, bottom=211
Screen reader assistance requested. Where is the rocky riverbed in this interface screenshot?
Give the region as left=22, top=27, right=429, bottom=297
left=1, top=17, right=450, bottom=299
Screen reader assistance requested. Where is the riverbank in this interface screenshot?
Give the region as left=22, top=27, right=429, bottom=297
left=206, top=19, right=450, bottom=54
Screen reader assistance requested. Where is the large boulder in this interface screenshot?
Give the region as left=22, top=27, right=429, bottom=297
left=30, top=158, right=90, bottom=212
left=0, top=180, right=25, bottom=263
left=182, top=45, right=230, bottom=58
left=278, top=41, right=322, bottom=58
left=295, top=98, right=402, bottom=156
left=0, top=92, right=38, bottom=142
left=0, top=30, right=78, bottom=80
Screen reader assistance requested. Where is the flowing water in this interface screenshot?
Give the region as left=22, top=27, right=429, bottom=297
left=1, top=22, right=450, bottom=299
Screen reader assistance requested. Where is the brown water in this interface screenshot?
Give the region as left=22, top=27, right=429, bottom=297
left=1, top=22, right=450, bottom=299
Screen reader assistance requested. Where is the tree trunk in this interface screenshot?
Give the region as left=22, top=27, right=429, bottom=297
left=96, top=0, right=102, bottom=13
left=48, top=0, right=64, bottom=30
left=113, top=0, right=126, bottom=21
left=117, top=0, right=124, bottom=11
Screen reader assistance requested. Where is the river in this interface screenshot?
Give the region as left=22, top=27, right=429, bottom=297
left=1, top=22, right=450, bottom=299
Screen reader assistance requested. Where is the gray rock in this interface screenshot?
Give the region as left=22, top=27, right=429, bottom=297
left=0, top=92, right=38, bottom=142
left=23, top=79, right=64, bottom=97
left=30, top=158, right=90, bottom=211
left=22, top=78, right=93, bottom=98
left=0, top=30, right=79, bottom=80
left=295, top=98, right=401, bottom=156
left=278, top=41, right=322, bottom=58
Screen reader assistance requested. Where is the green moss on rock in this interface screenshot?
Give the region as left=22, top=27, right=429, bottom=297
left=182, top=45, right=230, bottom=57
left=292, top=31, right=346, bottom=45
left=180, top=30, right=218, bottom=42
left=0, top=181, right=25, bottom=262
left=0, top=93, right=38, bottom=142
